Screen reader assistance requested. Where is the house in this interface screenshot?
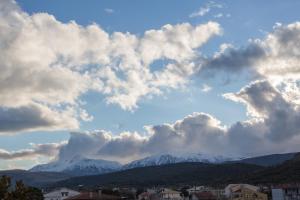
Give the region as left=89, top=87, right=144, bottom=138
left=272, top=185, right=300, bottom=200
left=188, top=186, right=207, bottom=194
left=187, top=186, right=225, bottom=200
left=191, top=191, right=217, bottom=200
left=139, top=192, right=152, bottom=200
left=209, top=189, right=226, bottom=200
left=272, top=189, right=284, bottom=200
left=65, top=191, right=121, bottom=200
left=225, top=184, right=260, bottom=198
left=44, top=188, right=80, bottom=200
left=138, top=191, right=160, bottom=200
left=158, top=188, right=182, bottom=200
left=225, top=184, right=267, bottom=200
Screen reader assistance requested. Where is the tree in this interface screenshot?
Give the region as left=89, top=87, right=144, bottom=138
left=10, top=180, right=27, bottom=200
left=24, top=187, right=44, bottom=200
left=0, top=176, right=43, bottom=200
left=0, top=176, right=11, bottom=199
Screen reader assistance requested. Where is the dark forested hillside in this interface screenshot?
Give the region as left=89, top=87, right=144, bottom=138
left=0, top=170, right=72, bottom=187
left=237, top=152, right=297, bottom=166
left=237, top=153, right=300, bottom=184
left=52, top=162, right=264, bottom=188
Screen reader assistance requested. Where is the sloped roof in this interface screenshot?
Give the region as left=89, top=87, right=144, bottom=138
left=193, top=191, right=216, bottom=200
left=65, top=192, right=121, bottom=200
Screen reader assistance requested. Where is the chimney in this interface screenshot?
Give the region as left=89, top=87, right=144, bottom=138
left=98, top=189, right=102, bottom=196
left=89, top=191, right=93, bottom=198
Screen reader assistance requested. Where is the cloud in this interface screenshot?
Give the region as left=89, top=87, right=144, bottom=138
left=200, top=84, right=212, bottom=92
left=104, top=8, right=114, bottom=14
left=4, top=79, right=300, bottom=163
left=225, top=80, right=300, bottom=142
left=190, top=1, right=223, bottom=18
left=0, top=142, right=63, bottom=160
left=0, top=0, right=222, bottom=134
left=213, top=13, right=231, bottom=18
left=201, top=22, right=300, bottom=79
left=3, top=0, right=300, bottom=165
left=37, top=80, right=300, bottom=163
left=0, top=104, right=78, bottom=134
left=201, top=42, right=266, bottom=75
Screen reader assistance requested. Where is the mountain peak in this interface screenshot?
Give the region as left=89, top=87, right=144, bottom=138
left=122, top=152, right=235, bottom=169
left=30, top=156, right=122, bottom=176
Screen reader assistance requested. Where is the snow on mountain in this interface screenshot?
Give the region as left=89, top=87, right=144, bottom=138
left=30, top=153, right=237, bottom=175
left=30, top=155, right=122, bottom=176
left=122, top=153, right=236, bottom=169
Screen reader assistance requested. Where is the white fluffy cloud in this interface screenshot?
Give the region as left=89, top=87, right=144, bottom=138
left=225, top=80, right=300, bottom=142
left=40, top=113, right=226, bottom=163
left=202, top=22, right=300, bottom=79
left=3, top=0, right=300, bottom=165
left=3, top=79, right=300, bottom=163
left=0, top=0, right=222, bottom=133
left=0, top=104, right=78, bottom=133
left=41, top=81, right=300, bottom=162
left=0, top=142, right=64, bottom=160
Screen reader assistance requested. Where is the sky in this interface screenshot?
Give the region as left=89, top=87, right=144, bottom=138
left=0, top=0, right=300, bottom=169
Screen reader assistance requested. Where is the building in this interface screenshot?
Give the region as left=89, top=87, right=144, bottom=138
left=138, top=191, right=160, bottom=200
left=272, top=185, right=300, bottom=200
left=225, top=184, right=260, bottom=198
left=272, top=189, right=284, bottom=200
left=65, top=191, right=121, bottom=200
left=209, top=189, right=226, bottom=200
left=188, top=186, right=207, bottom=194
left=139, top=192, right=152, bottom=200
left=158, top=188, right=182, bottom=200
left=44, top=188, right=80, bottom=200
left=225, top=184, right=267, bottom=200
left=191, top=191, right=217, bottom=200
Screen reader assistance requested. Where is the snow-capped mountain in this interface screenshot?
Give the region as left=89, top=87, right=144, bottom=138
left=30, top=153, right=236, bottom=175
left=122, top=153, right=236, bottom=169
left=30, top=155, right=122, bottom=176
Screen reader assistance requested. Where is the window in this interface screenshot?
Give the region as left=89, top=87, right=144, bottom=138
left=61, top=192, right=69, bottom=197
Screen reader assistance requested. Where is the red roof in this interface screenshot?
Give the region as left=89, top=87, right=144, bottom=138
left=65, top=192, right=121, bottom=200
left=193, top=192, right=217, bottom=200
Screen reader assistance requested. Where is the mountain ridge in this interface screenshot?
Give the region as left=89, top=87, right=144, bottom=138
left=123, top=153, right=235, bottom=169
left=51, top=153, right=300, bottom=188
left=29, top=152, right=299, bottom=176
left=30, top=155, right=122, bottom=176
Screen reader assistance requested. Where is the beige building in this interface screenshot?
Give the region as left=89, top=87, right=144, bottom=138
left=225, top=184, right=267, bottom=200
left=44, top=188, right=80, bottom=200
left=159, top=188, right=182, bottom=200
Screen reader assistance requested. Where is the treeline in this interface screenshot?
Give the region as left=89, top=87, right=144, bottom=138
left=53, top=162, right=263, bottom=188
left=0, top=176, right=43, bottom=200
left=53, top=154, right=300, bottom=188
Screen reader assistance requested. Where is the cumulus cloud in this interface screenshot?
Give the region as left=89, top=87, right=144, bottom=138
left=201, top=22, right=300, bottom=79
left=225, top=80, right=300, bottom=142
left=0, top=142, right=63, bottom=160
left=5, top=79, right=300, bottom=163
left=35, top=80, right=300, bottom=163
left=3, top=0, right=300, bottom=164
left=45, top=113, right=226, bottom=163
left=0, top=0, right=222, bottom=133
left=0, top=104, right=78, bottom=134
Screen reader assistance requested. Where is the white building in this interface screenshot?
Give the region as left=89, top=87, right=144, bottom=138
left=187, top=186, right=206, bottom=194
left=272, top=189, right=284, bottom=200
left=225, top=184, right=259, bottom=198
left=159, top=188, right=182, bottom=200
left=44, top=188, right=80, bottom=200
left=272, top=186, right=300, bottom=200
